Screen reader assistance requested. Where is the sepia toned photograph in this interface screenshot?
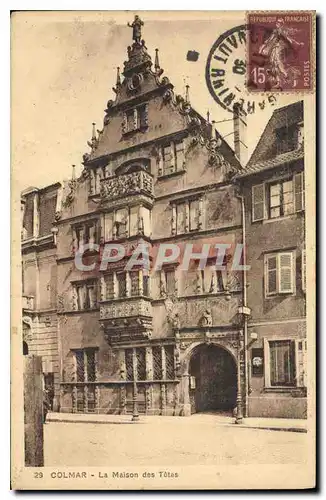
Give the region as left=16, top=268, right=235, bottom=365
left=11, top=10, right=316, bottom=490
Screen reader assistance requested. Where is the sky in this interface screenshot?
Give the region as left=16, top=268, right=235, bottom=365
left=11, top=11, right=301, bottom=192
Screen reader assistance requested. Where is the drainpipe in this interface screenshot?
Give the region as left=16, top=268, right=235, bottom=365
left=235, top=191, right=249, bottom=420
left=240, top=194, right=249, bottom=418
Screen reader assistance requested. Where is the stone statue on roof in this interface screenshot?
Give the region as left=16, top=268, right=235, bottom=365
left=128, top=15, right=144, bottom=45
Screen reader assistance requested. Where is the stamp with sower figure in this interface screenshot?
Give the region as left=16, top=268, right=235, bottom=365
left=247, top=11, right=315, bottom=92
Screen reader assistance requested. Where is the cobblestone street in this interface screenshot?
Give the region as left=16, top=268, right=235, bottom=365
left=44, top=415, right=308, bottom=467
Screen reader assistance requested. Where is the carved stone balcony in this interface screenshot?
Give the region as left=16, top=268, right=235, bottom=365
left=100, top=171, right=154, bottom=203
left=100, top=297, right=153, bottom=345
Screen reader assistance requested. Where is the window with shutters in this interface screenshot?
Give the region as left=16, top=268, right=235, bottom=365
left=114, top=208, right=128, bottom=239
left=265, top=252, right=295, bottom=296
left=176, top=203, right=186, bottom=234
left=165, top=269, right=176, bottom=295
left=264, top=338, right=307, bottom=389
left=163, top=144, right=174, bottom=174
left=76, top=284, right=86, bottom=310
left=294, top=172, right=304, bottom=212
left=73, top=280, right=98, bottom=310
left=297, top=340, right=307, bottom=387
left=269, top=340, right=295, bottom=386
left=73, top=220, right=99, bottom=250
left=123, top=104, right=148, bottom=135
left=252, top=184, right=265, bottom=221
left=159, top=140, right=185, bottom=176
left=86, top=281, right=97, bottom=309
left=189, top=199, right=200, bottom=231
left=174, top=198, right=201, bottom=234
left=252, top=173, right=304, bottom=222
left=268, top=179, right=294, bottom=218
left=302, top=250, right=306, bottom=291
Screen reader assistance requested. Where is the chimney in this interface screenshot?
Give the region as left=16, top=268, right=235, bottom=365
left=233, top=104, right=248, bottom=167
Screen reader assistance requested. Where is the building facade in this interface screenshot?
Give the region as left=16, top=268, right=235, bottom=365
left=21, top=17, right=307, bottom=419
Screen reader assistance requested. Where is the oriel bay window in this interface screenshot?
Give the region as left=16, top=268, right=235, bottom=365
left=114, top=208, right=128, bottom=239
left=159, top=268, right=176, bottom=296
left=101, top=270, right=150, bottom=300
left=104, top=205, right=151, bottom=241
left=252, top=172, right=304, bottom=222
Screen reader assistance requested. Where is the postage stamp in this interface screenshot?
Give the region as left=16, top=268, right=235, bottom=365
left=246, top=11, right=314, bottom=92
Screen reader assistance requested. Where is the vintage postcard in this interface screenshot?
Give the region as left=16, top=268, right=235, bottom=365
left=11, top=10, right=316, bottom=490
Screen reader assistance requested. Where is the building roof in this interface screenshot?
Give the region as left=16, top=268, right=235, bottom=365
left=235, top=148, right=304, bottom=179
left=235, top=101, right=304, bottom=180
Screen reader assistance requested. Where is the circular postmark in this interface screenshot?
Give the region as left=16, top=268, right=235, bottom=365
left=206, top=25, right=277, bottom=115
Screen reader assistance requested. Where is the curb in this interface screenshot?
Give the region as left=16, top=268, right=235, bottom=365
left=46, top=416, right=307, bottom=433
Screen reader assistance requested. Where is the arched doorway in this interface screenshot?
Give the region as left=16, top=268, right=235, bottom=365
left=189, top=344, right=237, bottom=414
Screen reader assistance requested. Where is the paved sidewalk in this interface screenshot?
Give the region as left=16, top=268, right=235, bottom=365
left=47, top=412, right=307, bottom=433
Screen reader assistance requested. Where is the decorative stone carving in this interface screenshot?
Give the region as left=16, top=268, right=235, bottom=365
left=62, top=178, right=78, bottom=208
left=145, top=384, right=152, bottom=411
left=172, top=313, right=180, bottom=331
left=200, top=308, right=213, bottom=328
left=57, top=294, right=64, bottom=313
left=100, top=298, right=152, bottom=320
left=163, top=89, right=173, bottom=103
left=100, top=171, right=153, bottom=203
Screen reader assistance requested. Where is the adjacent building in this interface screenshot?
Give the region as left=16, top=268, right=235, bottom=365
left=236, top=101, right=306, bottom=418
left=21, top=183, right=61, bottom=410
left=21, top=17, right=307, bottom=419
